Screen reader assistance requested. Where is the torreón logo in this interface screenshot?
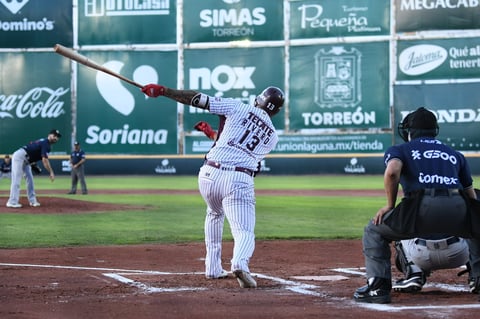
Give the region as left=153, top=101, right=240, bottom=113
left=0, top=87, right=67, bottom=119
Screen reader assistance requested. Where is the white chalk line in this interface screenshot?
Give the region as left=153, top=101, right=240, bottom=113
left=2, top=262, right=479, bottom=312
left=0, top=262, right=327, bottom=296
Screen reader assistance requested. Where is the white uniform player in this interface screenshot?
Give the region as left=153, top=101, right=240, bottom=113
left=142, top=84, right=285, bottom=288
left=393, top=236, right=469, bottom=292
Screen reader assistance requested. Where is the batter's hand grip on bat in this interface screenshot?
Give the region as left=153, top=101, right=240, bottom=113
left=53, top=44, right=143, bottom=88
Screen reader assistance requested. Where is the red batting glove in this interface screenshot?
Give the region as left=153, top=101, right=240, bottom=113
left=142, top=84, right=165, bottom=98
left=194, top=121, right=216, bottom=140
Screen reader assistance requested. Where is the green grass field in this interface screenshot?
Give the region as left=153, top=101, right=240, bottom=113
left=0, top=175, right=388, bottom=248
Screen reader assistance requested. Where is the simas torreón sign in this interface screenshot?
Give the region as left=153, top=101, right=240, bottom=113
left=183, top=0, right=283, bottom=43
left=0, top=52, right=71, bottom=154
left=0, top=0, right=72, bottom=48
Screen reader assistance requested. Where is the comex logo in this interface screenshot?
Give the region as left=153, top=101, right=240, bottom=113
left=95, top=61, right=158, bottom=116
left=0, top=0, right=29, bottom=14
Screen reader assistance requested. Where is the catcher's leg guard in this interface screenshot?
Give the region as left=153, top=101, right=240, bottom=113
left=394, top=241, right=421, bottom=278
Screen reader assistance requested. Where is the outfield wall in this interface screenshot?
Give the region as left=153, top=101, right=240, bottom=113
left=48, top=154, right=480, bottom=176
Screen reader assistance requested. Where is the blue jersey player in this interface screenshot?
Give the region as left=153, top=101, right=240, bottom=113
left=353, top=107, right=480, bottom=304
left=6, top=129, right=61, bottom=208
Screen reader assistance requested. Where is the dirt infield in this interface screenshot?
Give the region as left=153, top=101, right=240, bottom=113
left=1, top=190, right=479, bottom=318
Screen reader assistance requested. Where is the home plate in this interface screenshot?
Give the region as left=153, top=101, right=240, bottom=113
left=291, top=275, right=349, bottom=281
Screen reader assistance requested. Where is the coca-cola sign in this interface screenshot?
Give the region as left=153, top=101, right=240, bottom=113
left=0, top=87, right=68, bottom=119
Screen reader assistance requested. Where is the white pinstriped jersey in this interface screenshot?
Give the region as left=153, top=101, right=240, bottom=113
left=205, top=97, right=278, bottom=170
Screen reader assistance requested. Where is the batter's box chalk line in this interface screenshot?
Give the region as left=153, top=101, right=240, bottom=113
left=103, top=271, right=333, bottom=297
left=0, top=262, right=335, bottom=296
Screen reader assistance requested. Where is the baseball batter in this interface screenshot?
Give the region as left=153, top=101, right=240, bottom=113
left=142, top=84, right=284, bottom=288
left=6, top=129, right=61, bottom=208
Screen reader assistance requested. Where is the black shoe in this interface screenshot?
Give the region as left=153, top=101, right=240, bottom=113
left=393, top=273, right=425, bottom=293
left=67, top=191, right=75, bottom=194
left=354, top=277, right=391, bottom=304
left=469, top=277, right=480, bottom=294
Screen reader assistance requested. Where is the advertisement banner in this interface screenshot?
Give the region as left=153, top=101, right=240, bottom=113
left=185, top=132, right=391, bottom=155
left=183, top=0, right=283, bottom=43
left=397, top=37, right=480, bottom=81
left=0, top=52, right=71, bottom=154
left=394, top=82, right=480, bottom=151
left=289, top=0, right=390, bottom=39
left=289, top=42, right=390, bottom=129
left=78, top=0, right=176, bottom=45
left=395, top=0, right=480, bottom=32
left=183, top=47, right=285, bottom=130
left=0, top=0, right=72, bottom=48
left=76, top=50, right=178, bottom=154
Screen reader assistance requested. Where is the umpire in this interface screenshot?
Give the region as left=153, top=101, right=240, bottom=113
left=67, top=141, right=88, bottom=195
left=353, top=107, right=480, bottom=304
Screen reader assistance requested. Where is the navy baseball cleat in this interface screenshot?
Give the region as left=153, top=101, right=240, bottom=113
left=354, top=277, right=391, bottom=304
left=469, top=276, right=480, bottom=294
left=393, top=273, right=425, bottom=293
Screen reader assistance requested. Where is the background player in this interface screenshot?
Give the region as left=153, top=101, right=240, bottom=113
left=6, top=129, right=61, bottom=208
left=0, top=154, right=12, bottom=179
left=142, top=83, right=284, bottom=288
left=67, top=141, right=88, bottom=195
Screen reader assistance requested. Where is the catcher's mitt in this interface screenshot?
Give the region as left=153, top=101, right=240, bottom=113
left=30, top=162, right=42, bottom=175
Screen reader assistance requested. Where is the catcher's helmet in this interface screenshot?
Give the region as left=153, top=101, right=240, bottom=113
left=254, top=86, right=285, bottom=116
left=397, top=107, right=439, bottom=142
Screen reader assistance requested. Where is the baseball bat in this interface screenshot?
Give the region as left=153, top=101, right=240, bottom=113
left=53, top=44, right=143, bottom=88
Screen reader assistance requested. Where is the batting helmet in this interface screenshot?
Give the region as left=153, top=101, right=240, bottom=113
left=397, top=107, right=439, bottom=142
left=254, top=86, right=285, bottom=116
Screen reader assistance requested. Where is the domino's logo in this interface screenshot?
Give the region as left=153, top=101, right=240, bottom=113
left=0, top=0, right=30, bottom=14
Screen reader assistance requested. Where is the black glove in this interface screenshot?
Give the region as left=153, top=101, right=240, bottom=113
left=30, top=162, right=42, bottom=175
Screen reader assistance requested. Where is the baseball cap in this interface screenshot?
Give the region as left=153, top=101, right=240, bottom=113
left=404, top=107, right=436, bottom=129
left=49, top=129, right=62, bottom=138
left=74, top=141, right=80, bottom=145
